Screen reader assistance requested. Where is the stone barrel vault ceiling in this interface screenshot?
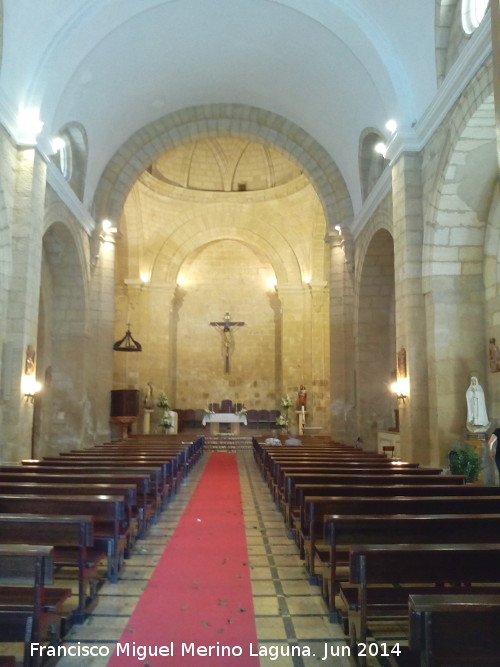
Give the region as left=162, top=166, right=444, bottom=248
left=2, top=0, right=437, bottom=216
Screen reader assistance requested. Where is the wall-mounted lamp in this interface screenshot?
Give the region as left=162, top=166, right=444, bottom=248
left=17, top=108, right=44, bottom=145
left=374, top=142, right=388, bottom=158
left=390, top=377, right=409, bottom=404
left=100, top=219, right=119, bottom=242
left=385, top=119, right=397, bottom=134
left=22, top=345, right=41, bottom=402
left=22, top=374, right=42, bottom=403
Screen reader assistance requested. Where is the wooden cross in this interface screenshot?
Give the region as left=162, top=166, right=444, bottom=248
left=209, top=312, right=245, bottom=373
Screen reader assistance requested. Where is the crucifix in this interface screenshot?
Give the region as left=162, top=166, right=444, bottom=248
left=210, top=312, right=245, bottom=373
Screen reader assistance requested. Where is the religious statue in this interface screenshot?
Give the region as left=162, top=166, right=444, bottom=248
left=466, top=375, right=490, bottom=433
left=296, top=385, right=307, bottom=410
left=489, top=338, right=500, bottom=373
left=143, top=381, right=155, bottom=410
left=209, top=312, right=245, bottom=374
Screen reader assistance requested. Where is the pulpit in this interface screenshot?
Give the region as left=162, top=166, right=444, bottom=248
left=110, top=389, right=139, bottom=439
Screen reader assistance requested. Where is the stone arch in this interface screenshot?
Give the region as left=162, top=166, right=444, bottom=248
left=35, top=217, right=90, bottom=454
left=93, top=104, right=353, bottom=235
left=355, top=217, right=396, bottom=449
left=149, top=216, right=301, bottom=288
left=423, top=65, right=496, bottom=451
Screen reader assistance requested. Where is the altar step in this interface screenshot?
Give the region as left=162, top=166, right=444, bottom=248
left=202, top=435, right=253, bottom=451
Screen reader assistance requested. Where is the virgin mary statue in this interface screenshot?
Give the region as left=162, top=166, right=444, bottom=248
left=466, top=376, right=490, bottom=433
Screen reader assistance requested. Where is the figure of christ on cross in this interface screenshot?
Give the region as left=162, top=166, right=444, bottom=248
left=209, top=312, right=245, bottom=373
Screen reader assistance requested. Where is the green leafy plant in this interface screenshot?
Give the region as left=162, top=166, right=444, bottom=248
left=448, top=442, right=482, bottom=483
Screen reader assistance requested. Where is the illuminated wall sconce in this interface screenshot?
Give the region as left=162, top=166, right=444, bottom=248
left=391, top=347, right=409, bottom=403
left=22, top=345, right=41, bottom=402
left=100, top=219, right=118, bottom=242
left=390, top=377, right=409, bottom=404
left=22, top=374, right=42, bottom=403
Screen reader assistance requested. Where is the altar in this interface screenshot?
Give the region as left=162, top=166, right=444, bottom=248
left=202, top=413, right=248, bottom=434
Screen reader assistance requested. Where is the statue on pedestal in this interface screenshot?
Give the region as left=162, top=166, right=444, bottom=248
left=143, top=381, right=155, bottom=410
left=296, top=385, right=307, bottom=411
left=466, top=375, right=490, bottom=433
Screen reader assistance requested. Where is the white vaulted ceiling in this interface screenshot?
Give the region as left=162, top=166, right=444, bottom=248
left=1, top=0, right=438, bottom=215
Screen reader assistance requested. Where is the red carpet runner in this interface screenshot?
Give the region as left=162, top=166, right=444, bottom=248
left=107, top=452, right=259, bottom=666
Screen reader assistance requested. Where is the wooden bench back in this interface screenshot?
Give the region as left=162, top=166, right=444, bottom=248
left=0, top=494, right=126, bottom=522
left=283, top=473, right=465, bottom=505
left=350, top=543, right=500, bottom=585
left=324, top=513, right=500, bottom=548
left=304, top=495, right=500, bottom=537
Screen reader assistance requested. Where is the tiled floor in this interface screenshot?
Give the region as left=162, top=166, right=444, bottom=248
left=1, top=446, right=399, bottom=666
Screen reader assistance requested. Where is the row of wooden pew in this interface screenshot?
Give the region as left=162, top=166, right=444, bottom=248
left=253, top=437, right=500, bottom=666
left=0, top=435, right=203, bottom=666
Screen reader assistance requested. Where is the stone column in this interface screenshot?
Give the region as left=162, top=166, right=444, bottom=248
left=327, top=230, right=355, bottom=444
left=277, top=284, right=309, bottom=403
left=2, top=146, right=46, bottom=461
left=309, top=281, right=330, bottom=430
left=88, top=229, right=116, bottom=442
left=391, top=152, right=430, bottom=464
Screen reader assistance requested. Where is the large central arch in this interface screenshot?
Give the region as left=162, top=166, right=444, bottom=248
left=93, top=104, right=353, bottom=234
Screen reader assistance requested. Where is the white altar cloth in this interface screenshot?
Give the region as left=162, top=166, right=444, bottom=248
left=202, top=413, right=247, bottom=434
left=202, top=413, right=248, bottom=426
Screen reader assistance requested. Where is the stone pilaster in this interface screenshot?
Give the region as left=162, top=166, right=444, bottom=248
left=3, top=147, right=46, bottom=460
left=89, top=230, right=116, bottom=442
left=392, top=152, right=430, bottom=464
left=327, top=230, right=355, bottom=444
left=277, top=284, right=309, bottom=396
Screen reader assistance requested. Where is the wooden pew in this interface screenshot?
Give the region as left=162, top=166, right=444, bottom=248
left=322, top=513, right=500, bottom=621
left=19, top=460, right=168, bottom=512
left=281, top=472, right=464, bottom=521
left=303, top=495, right=500, bottom=582
left=0, top=481, right=138, bottom=554
left=272, top=464, right=443, bottom=505
left=285, top=480, right=487, bottom=531
left=407, top=593, right=500, bottom=666
left=258, top=448, right=392, bottom=477
left=0, top=544, right=72, bottom=667
left=0, top=513, right=103, bottom=623
left=0, top=495, right=127, bottom=583
left=0, top=471, right=152, bottom=539
left=54, top=446, right=186, bottom=496
left=342, top=544, right=500, bottom=666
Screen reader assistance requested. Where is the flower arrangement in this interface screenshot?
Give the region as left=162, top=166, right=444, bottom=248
left=204, top=408, right=215, bottom=415
left=160, top=412, right=173, bottom=430
left=156, top=393, right=170, bottom=410
left=236, top=406, right=247, bottom=416
left=275, top=413, right=289, bottom=429
left=276, top=394, right=292, bottom=429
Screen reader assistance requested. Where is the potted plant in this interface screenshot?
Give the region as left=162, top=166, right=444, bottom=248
left=448, top=441, right=482, bottom=483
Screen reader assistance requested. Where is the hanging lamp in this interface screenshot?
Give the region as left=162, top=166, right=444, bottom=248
left=113, top=324, right=142, bottom=352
